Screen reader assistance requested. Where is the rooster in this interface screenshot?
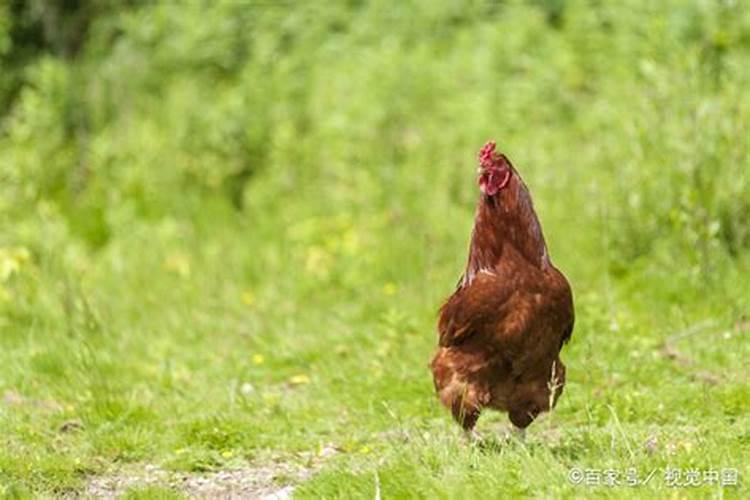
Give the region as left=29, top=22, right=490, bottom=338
left=431, top=141, right=574, bottom=437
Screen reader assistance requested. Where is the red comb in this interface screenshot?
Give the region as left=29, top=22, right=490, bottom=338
left=478, top=141, right=498, bottom=169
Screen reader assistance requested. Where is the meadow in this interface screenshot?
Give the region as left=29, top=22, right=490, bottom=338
left=0, top=0, right=749, bottom=498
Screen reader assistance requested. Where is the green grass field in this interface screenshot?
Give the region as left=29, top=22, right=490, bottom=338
left=1, top=1, right=749, bottom=498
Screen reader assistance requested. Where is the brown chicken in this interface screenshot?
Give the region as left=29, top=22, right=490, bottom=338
left=431, top=141, right=574, bottom=436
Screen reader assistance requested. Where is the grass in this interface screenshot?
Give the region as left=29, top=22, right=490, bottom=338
left=1, top=0, right=749, bottom=498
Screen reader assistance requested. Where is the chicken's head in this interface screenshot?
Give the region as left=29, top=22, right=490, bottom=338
left=477, top=141, right=512, bottom=196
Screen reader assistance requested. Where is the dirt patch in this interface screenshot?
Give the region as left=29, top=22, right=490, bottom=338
left=3, top=390, right=63, bottom=412
left=81, top=446, right=339, bottom=499
left=83, top=463, right=302, bottom=499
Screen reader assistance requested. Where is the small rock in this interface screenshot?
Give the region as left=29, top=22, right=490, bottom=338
left=318, top=444, right=341, bottom=458
left=59, top=419, right=84, bottom=433
left=263, top=485, right=295, bottom=500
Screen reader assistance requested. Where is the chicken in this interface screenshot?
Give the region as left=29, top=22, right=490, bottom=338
left=430, top=141, right=574, bottom=436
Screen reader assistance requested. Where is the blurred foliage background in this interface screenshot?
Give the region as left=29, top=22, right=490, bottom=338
left=2, top=0, right=748, bottom=279
left=0, top=0, right=749, bottom=495
left=1, top=0, right=749, bottom=285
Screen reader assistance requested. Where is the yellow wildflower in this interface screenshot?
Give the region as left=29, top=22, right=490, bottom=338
left=288, top=374, right=311, bottom=386
left=241, top=290, right=256, bottom=306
